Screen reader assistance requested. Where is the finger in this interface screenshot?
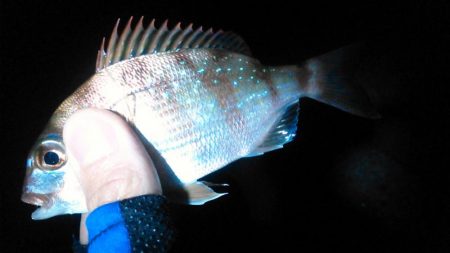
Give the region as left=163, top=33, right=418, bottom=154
left=79, top=213, right=89, bottom=244
left=63, top=108, right=162, bottom=211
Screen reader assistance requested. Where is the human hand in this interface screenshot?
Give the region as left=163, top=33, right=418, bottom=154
left=63, top=108, right=162, bottom=244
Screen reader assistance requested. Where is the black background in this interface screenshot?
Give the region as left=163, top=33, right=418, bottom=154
left=1, top=1, right=450, bottom=252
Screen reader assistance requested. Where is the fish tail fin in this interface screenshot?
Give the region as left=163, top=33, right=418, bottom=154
left=296, top=44, right=380, bottom=119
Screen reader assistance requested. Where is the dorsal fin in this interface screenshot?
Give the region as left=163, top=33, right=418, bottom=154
left=96, top=17, right=252, bottom=72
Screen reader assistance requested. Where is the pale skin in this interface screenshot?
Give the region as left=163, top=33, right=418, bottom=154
left=63, top=108, right=162, bottom=244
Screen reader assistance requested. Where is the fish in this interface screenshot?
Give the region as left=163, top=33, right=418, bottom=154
left=21, top=17, right=378, bottom=220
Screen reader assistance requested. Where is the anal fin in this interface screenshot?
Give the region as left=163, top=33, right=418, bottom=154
left=184, top=181, right=228, bottom=205
left=247, top=100, right=299, bottom=157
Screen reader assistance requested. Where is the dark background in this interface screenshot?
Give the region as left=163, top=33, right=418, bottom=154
left=1, top=0, right=450, bottom=252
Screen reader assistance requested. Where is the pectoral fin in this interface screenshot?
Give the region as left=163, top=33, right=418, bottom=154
left=246, top=101, right=299, bottom=157
left=184, top=181, right=228, bottom=205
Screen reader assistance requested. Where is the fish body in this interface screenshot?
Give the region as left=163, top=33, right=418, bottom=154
left=52, top=49, right=299, bottom=181
left=22, top=18, right=377, bottom=220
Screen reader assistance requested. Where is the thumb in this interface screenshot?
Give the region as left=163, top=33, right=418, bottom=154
left=63, top=108, right=162, bottom=211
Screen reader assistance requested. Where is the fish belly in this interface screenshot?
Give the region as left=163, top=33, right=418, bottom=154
left=108, top=49, right=279, bottom=183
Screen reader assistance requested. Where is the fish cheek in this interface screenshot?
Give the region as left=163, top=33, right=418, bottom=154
left=26, top=168, right=66, bottom=195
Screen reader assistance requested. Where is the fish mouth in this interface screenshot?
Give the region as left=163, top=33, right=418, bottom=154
left=21, top=192, right=50, bottom=207
left=22, top=193, right=55, bottom=220
left=21, top=192, right=53, bottom=219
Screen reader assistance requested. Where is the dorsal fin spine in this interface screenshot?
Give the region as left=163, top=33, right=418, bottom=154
left=96, top=37, right=106, bottom=71
left=192, top=28, right=213, bottom=48
left=203, top=30, right=223, bottom=48
left=170, top=23, right=192, bottom=50
left=113, top=17, right=133, bottom=64
left=105, top=19, right=120, bottom=67
left=136, top=19, right=155, bottom=56
left=160, top=22, right=181, bottom=52
left=148, top=20, right=168, bottom=53
left=160, top=22, right=181, bottom=51
left=125, top=16, right=144, bottom=58
left=180, top=26, right=202, bottom=49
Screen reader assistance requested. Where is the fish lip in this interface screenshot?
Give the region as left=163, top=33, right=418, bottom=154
left=21, top=192, right=50, bottom=207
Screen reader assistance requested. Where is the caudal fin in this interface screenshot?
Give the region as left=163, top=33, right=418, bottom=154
left=297, top=44, right=380, bottom=119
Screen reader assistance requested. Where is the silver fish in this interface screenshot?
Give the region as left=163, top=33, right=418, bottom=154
left=21, top=17, right=378, bottom=220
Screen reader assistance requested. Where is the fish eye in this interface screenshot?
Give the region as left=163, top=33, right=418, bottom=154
left=44, top=151, right=60, bottom=165
left=35, top=140, right=66, bottom=170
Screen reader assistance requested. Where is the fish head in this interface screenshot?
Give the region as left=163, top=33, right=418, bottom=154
left=21, top=133, right=87, bottom=220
